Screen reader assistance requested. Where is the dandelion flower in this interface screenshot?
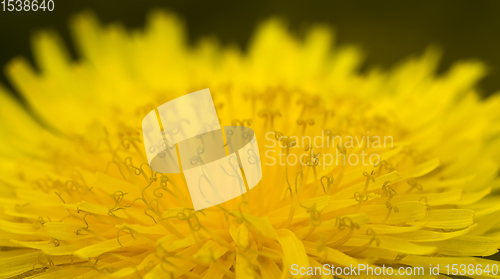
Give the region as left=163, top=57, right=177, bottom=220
left=1, top=10, right=500, bottom=278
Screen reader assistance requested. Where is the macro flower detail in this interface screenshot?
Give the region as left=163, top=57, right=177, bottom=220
left=1, top=10, right=500, bottom=279
left=141, top=88, right=263, bottom=211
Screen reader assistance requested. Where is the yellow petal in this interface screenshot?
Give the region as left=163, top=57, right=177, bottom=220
left=393, top=224, right=476, bottom=242
left=303, top=240, right=360, bottom=267
left=27, top=267, right=89, bottom=279
left=230, top=210, right=276, bottom=238
left=412, top=209, right=474, bottom=230
left=359, top=201, right=426, bottom=224
left=276, top=229, right=309, bottom=278
left=420, top=235, right=500, bottom=256
left=343, top=235, right=437, bottom=255
left=0, top=250, right=40, bottom=278
left=259, top=257, right=282, bottom=279
left=202, top=255, right=234, bottom=279
left=194, top=240, right=228, bottom=264
left=74, top=235, right=143, bottom=259
left=230, top=223, right=250, bottom=249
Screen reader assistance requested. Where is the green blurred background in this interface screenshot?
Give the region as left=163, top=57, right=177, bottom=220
left=1, top=0, right=500, bottom=99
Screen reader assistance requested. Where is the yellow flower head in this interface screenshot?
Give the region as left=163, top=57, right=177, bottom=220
left=1, top=10, right=500, bottom=278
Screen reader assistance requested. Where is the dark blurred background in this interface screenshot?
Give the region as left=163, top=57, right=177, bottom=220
left=1, top=0, right=500, bottom=264
left=1, top=0, right=500, bottom=99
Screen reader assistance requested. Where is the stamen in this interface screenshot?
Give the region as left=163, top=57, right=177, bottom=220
left=407, top=179, right=423, bottom=193
left=295, top=170, right=303, bottom=194
left=283, top=187, right=295, bottom=229
left=302, top=145, right=321, bottom=167
left=33, top=179, right=47, bottom=193
left=298, top=203, right=322, bottom=239
left=322, top=109, right=335, bottom=127
left=171, top=208, right=206, bottom=246
left=124, top=157, right=152, bottom=182
left=76, top=228, right=89, bottom=236
left=302, top=145, right=321, bottom=193
left=321, top=175, right=334, bottom=193
left=403, top=146, right=419, bottom=162
left=382, top=201, right=399, bottom=224
left=296, top=119, right=315, bottom=135
left=420, top=197, right=431, bottom=210
left=324, top=129, right=341, bottom=148
left=220, top=156, right=246, bottom=194
left=65, top=180, right=79, bottom=193
left=49, top=238, right=60, bottom=247
left=144, top=208, right=157, bottom=223
left=116, top=226, right=136, bottom=247
left=346, top=229, right=380, bottom=256
left=371, top=160, right=395, bottom=175
left=201, top=226, right=236, bottom=253
left=152, top=174, right=189, bottom=207
left=316, top=236, right=329, bottom=262
left=231, top=119, right=252, bottom=126
left=382, top=181, right=397, bottom=201
left=76, top=212, right=105, bottom=236
left=33, top=253, right=53, bottom=272
left=258, top=109, right=281, bottom=129
left=297, top=95, right=320, bottom=116
left=300, top=203, right=322, bottom=227
left=395, top=254, right=407, bottom=262
left=37, top=217, right=45, bottom=226
left=54, top=191, right=66, bottom=204
left=106, top=160, right=131, bottom=180
left=363, top=172, right=375, bottom=192
left=72, top=169, right=93, bottom=191
left=273, top=131, right=298, bottom=228
left=110, top=191, right=127, bottom=208
left=354, top=191, right=369, bottom=209
left=329, top=217, right=359, bottom=247
left=337, top=142, right=347, bottom=156
left=274, top=131, right=297, bottom=148
left=121, top=137, right=145, bottom=158
left=155, top=244, right=204, bottom=279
